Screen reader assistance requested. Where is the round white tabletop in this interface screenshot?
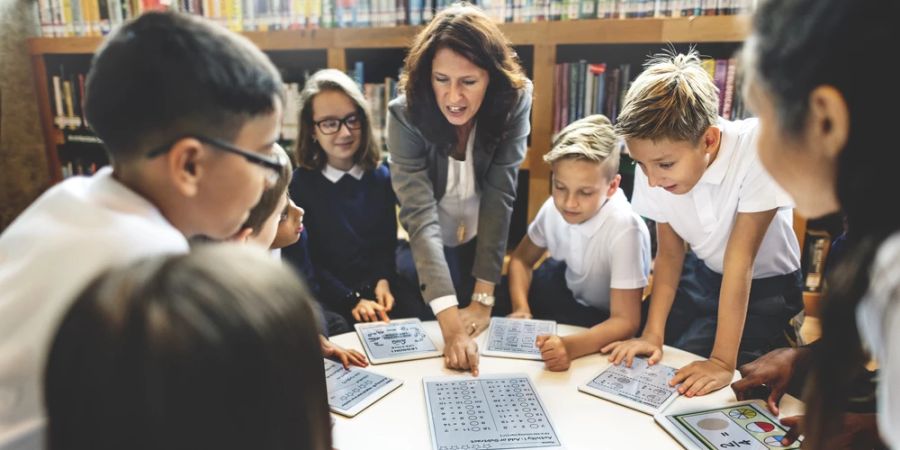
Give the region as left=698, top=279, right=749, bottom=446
left=330, top=321, right=804, bottom=450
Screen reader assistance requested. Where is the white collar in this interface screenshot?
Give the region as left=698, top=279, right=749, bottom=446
left=569, top=189, right=625, bottom=237
left=322, top=163, right=364, bottom=183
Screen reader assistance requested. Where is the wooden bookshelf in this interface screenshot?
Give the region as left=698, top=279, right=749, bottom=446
left=27, top=15, right=749, bottom=221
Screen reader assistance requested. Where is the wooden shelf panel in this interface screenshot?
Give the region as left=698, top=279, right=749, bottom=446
left=28, top=16, right=749, bottom=54
left=29, top=36, right=103, bottom=55
left=243, top=29, right=334, bottom=50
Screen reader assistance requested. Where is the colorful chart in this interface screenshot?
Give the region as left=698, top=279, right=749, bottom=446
left=728, top=407, right=758, bottom=420
left=665, top=402, right=801, bottom=450
left=747, top=421, right=776, bottom=433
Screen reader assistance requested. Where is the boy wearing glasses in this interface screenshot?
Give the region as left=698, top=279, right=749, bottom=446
left=0, top=12, right=284, bottom=447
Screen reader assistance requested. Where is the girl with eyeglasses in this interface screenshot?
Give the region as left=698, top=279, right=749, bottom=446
left=283, top=68, right=420, bottom=333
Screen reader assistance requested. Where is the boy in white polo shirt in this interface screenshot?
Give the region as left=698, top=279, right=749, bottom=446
left=603, top=50, right=803, bottom=398
left=503, top=114, right=651, bottom=372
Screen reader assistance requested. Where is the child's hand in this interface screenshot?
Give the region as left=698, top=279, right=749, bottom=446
left=601, top=335, right=663, bottom=367
left=352, top=299, right=389, bottom=322
left=374, top=279, right=395, bottom=313
left=320, top=335, right=368, bottom=368
left=731, top=347, right=808, bottom=415
left=670, top=358, right=733, bottom=397
left=535, top=335, right=571, bottom=372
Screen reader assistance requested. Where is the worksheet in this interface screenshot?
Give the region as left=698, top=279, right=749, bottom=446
left=578, top=356, right=679, bottom=415
left=482, top=318, right=557, bottom=360
left=655, top=400, right=802, bottom=449
left=423, top=374, right=564, bottom=450
left=354, top=318, right=442, bottom=364
left=324, top=358, right=403, bottom=417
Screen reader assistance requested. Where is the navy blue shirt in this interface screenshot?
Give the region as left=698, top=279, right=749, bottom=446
left=286, top=164, right=398, bottom=311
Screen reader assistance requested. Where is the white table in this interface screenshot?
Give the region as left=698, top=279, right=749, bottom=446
left=330, top=321, right=804, bottom=450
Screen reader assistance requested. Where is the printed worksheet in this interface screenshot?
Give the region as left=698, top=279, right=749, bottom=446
left=482, top=318, right=557, bottom=360
left=578, top=356, right=679, bottom=414
left=657, top=401, right=802, bottom=449
left=324, top=358, right=402, bottom=417
left=423, top=374, right=563, bottom=450
left=355, top=318, right=442, bottom=364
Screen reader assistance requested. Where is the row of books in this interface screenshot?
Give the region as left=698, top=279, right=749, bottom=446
left=552, top=56, right=749, bottom=134
left=553, top=61, right=631, bottom=134
left=35, top=0, right=756, bottom=37
left=349, top=62, right=400, bottom=150
left=49, top=60, right=399, bottom=178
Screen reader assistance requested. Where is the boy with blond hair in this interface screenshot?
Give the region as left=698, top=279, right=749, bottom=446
left=504, top=114, right=651, bottom=372
left=604, top=50, right=803, bottom=398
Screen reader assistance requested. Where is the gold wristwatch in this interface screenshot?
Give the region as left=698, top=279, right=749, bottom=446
left=471, top=292, right=495, bottom=307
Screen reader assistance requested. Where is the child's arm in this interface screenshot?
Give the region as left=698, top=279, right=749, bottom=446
left=320, top=334, right=368, bottom=368
left=536, top=287, right=642, bottom=371
left=603, top=222, right=685, bottom=365
left=507, top=235, right=547, bottom=319
left=670, top=209, right=777, bottom=397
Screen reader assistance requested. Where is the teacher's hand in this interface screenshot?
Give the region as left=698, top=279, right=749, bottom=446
left=458, top=302, right=491, bottom=337
left=436, top=307, right=480, bottom=376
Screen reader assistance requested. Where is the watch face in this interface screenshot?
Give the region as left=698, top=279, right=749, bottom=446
left=474, top=294, right=495, bottom=306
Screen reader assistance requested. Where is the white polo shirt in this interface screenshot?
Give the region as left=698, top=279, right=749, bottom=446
left=857, top=232, right=900, bottom=449
left=631, top=118, right=800, bottom=278
left=0, top=167, right=189, bottom=449
left=528, top=189, right=651, bottom=312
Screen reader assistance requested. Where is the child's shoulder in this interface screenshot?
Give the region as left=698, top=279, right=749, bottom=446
left=604, top=192, right=648, bottom=229
left=372, top=163, right=391, bottom=180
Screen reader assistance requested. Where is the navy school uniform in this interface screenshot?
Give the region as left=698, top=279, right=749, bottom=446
left=286, top=163, right=424, bottom=325
left=281, top=228, right=351, bottom=336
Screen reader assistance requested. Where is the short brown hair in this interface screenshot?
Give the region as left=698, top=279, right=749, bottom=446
left=399, top=2, right=528, bottom=146
left=295, top=69, right=381, bottom=171
left=242, top=143, right=291, bottom=236
left=545, top=114, right=619, bottom=180
left=615, top=49, right=719, bottom=145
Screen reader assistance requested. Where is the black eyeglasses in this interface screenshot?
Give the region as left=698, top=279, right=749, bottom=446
left=147, top=135, right=285, bottom=186
left=313, top=113, right=362, bottom=135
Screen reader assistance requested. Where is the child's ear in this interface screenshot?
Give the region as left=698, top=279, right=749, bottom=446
left=230, top=227, right=254, bottom=243
left=808, top=85, right=849, bottom=160
left=165, top=138, right=205, bottom=197
left=606, top=173, right=622, bottom=197
left=702, top=126, right=722, bottom=154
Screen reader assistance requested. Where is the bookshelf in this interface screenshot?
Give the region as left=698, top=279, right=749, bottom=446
left=27, top=15, right=750, bottom=223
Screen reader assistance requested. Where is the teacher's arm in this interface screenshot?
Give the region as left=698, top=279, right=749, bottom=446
left=466, top=82, right=533, bottom=313
left=387, top=98, right=479, bottom=375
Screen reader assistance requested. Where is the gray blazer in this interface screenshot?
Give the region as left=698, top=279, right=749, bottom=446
left=387, top=80, right=533, bottom=303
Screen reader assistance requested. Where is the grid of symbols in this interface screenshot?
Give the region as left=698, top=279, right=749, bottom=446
left=426, top=376, right=561, bottom=449
left=487, top=318, right=555, bottom=355
left=324, top=359, right=392, bottom=411
left=587, top=357, right=678, bottom=409
left=361, top=321, right=436, bottom=359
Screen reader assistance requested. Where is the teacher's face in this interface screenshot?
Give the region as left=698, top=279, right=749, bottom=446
left=431, top=47, right=489, bottom=127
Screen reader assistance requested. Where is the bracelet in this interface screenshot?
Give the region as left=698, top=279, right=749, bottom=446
left=343, top=290, right=362, bottom=307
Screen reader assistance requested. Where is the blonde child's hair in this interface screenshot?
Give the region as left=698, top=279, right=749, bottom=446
left=544, top=114, right=619, bottom=180
left=615, top=49, right=719, bottom=145
left=241, top=143, right=292, bottom=236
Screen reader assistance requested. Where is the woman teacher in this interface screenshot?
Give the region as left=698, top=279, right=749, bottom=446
left=387, top=3, right=532, bottom=374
